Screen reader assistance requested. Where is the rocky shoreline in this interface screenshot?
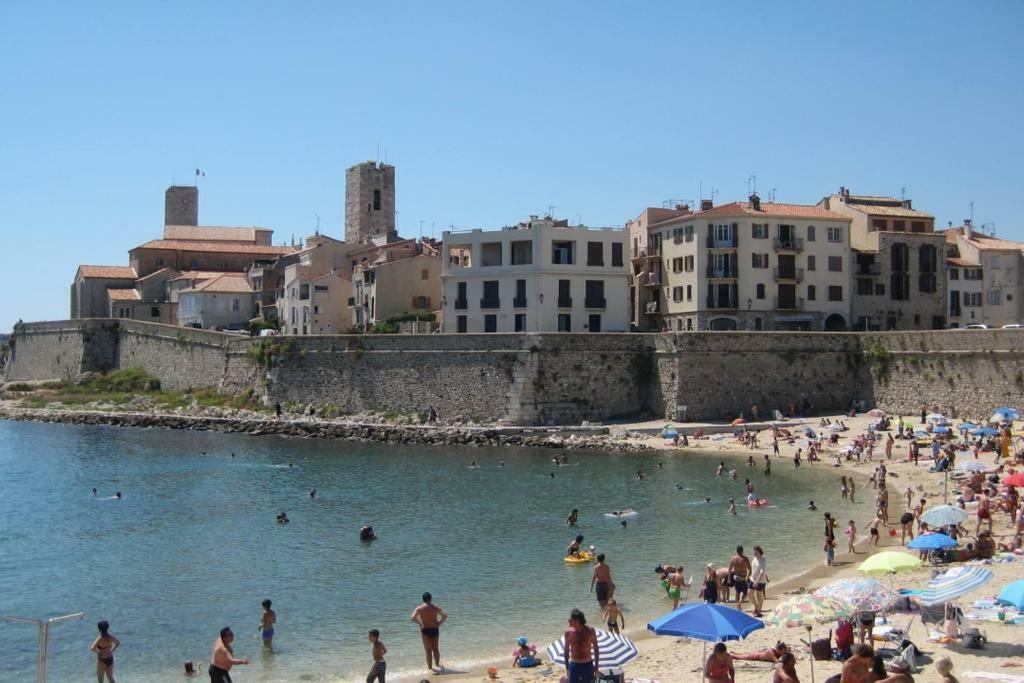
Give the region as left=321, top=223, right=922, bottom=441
left=0, top=405, right=653, bottom=451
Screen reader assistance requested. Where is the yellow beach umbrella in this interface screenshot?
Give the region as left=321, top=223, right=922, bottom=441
left=857, top=551, right=922, bottom=576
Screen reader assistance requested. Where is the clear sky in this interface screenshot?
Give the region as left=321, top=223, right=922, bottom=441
left=2, top=1, right=1022, bottom=328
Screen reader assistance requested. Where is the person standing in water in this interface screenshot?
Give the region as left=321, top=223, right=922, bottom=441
left=260, top=599, right=276, bottom=649
left=566, top=509, right=579, bottom=527
left=667, top=564, right=689, bottom=609
left=366, top=629, right=387, bottom=683
left=411, top=592, right=447, bottom=673
left=590, top=553, right=615, bottom=609
left=209, top=627, right=248, bottom=683
left=91, top=620, right=120, bottom=683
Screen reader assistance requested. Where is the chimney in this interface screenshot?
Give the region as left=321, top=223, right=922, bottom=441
left=964, top=219, right=973, bottom=240
left=749, top=193, right=761, bottom=212
left=902, top=199, right=912, bottom=209
left=843, top=187, right=850, bottom=200
left=165, top=186, right=198, bottom=226
left=700, top=199, right=714, bottom=211
left=674, top=203, right=690, bottom=213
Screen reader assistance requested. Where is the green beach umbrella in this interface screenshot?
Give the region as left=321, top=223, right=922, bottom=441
left=857, top=551, right=922, bottom=576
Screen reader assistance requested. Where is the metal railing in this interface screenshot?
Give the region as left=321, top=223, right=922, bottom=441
left=513, top=296, right=527, bottom=308
left=5, top=612, right=84, bottom=683
left=772, top=237, right=804, bottom=252
left=774, top=296, right=805, bottom=310
left=773, top=267, right=804, bottom=282
left=557, top=297, right=573, bottom=308
left=584, top=297, right=607, bottom=309
left=706, top=266, right=739, bottom=278
left=480, top=298, right=500, bottom=309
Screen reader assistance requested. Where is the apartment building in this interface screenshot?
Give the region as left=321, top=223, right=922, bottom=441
left=441, top=216, right=628, bottom=333
left=944, top=222, right=1024, bottom=327
left=818, top=188, right=945, bottom=330
left=627, top=196, right=853, bottom=331
left=350, top=239, right=441, bottom=330
left=278, top=234, right=362, bottom=335
left=177, top=274, right=257, bottom=330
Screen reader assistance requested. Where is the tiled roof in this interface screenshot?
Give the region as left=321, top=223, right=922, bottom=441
left=861, top=205, right=934, bottom=219
left=78, top=265, right=137, bottom=279
left=181, top=274, right=253, bottom=294
left=170, top=270, right=234, bottom=281
left=135, top=267, right=178, bottom=282
left=947, top=257, right=980, bottom=267
left=106, top=288, right=141, bottom=301
left=132, top=239, right=296, bottom=255
left=651, top=201, right=848, bottom=226
left=312, top=271, right=351, bottom=282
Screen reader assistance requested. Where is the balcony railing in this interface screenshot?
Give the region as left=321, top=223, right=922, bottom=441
left=950, top=305, right=962, bottom=317
left=774, top=296, right=805, bottom=310
left=706, top=297, right=738, bottom=309
left=857, top=263, right=882, bottom=276
left=584, top=297, right=607, bottom=309
left=706, top=266, right=739, bottom=278
left=773, top=237, right=804, bottom=252
left=513, top=296, right=527, bottom=308
left=773, top=267, right=805, bottom=283
left=480, top=298, right=500, bottom=309
left=454, top=298, right=467, bottom=310
left=645, top=301, right=660, bottom=313
left=557, top=296, right=573, bottom=308
left=631, top=245, right=662, bottom=259
left=706, top=235, right=739, bottom=249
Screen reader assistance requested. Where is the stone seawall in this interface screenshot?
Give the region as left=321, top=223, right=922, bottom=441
left=6, top=320, right=1024, bottom=424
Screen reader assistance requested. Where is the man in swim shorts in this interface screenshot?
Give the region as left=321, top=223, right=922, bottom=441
left=411, top=592, right=447, bottom=673
left=590, top=553, right=614, bottom=609
left=209, top=627, right=248, bottom=682
left=260, top=599, right=276, bottom=649
left=667, top=564, right=689, bottom=609
left=728, top=545, right=752, bottom=611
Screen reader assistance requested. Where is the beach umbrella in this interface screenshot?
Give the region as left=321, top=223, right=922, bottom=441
left=996, top=579, right=1024, bottom=610
left=1004, top=473, right=1024, bottom=487
left=919, top=566, right=993, bottom=606
left=906, top=533, right=957, bottom=550
left=767, top=594, right=852, bottom=683
left=661, top=425, right=678, bottom=438
left=731, top=418, right=746, bottom=426
left=912, top=429, right=930, bottom=438
left=546, top=629, right=638, bottom=671
left=858, top=551, right=923, bottom=576
left=992, top=407, right=1019, bottom=421
left=868, top=409, right=886, bottom=417
left=958, top=460, right=988, bottom=473
left=972, top=426, right=1000, bottom=437
left=803, top=426, right=817, bottom=438
left=933, top=425, right=951, bottom=434
left=814, top=577, right=901, bottom=613
left=926, top=412, right=947, bottom=422
left=647, top=603, right=763, bottom=676
left=920, top=505, right=968, bottom=527
left=957, top=422, right=977, bottom=432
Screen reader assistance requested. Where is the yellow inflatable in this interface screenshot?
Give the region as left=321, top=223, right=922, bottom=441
left=564, top=551, right=595, bottom=565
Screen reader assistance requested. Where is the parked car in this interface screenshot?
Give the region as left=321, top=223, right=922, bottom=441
left=1002, top=323, right=1024, bottom=329
left=963, top=324, right=990, bottom=329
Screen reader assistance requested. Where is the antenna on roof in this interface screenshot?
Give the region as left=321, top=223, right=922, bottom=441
left=314, top=214, right=320, bottom=236
left=746, top=175, right=757, bottom=195
left=969, top=201, right=974, bottom=224
left=547, top=205, right=557, bottom=218
left=769, top=188, right=777, bottom=202
left=901, top=187, right=906, bottom=200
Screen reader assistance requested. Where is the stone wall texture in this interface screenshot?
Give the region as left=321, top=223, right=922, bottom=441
left=6, top=320, right=1024, bottom=424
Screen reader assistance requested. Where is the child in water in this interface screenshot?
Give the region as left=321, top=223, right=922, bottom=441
left=728, top=498, right=737, bottom=515
left=846, top=520, right=857, bottom=554
left=604, top=600, right=625, bottom=635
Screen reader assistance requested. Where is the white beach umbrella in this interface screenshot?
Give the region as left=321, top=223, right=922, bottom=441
left=546, top=629, right=638, bottom=671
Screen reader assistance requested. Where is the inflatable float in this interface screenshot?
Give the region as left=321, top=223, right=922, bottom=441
left=746, top=499, right=770, bottom=507
left=604, top=510, right=638, bottom=518
left=564, top=551, right=596, bottom=565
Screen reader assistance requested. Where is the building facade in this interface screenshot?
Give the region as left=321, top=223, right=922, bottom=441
left=628, top=197, right=853, bottom=331
left=352, top=240, right=441, bottom=329
left=344, top=161, right=398, bottom=245
left=441, top=217, right=628, bottom=333
left=177, top=274, right=257, bottom=330
left=944, top=222, right=1024, bottom=327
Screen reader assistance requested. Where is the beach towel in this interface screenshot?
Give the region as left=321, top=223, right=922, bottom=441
left=964, top=673, right=1024, bottom=682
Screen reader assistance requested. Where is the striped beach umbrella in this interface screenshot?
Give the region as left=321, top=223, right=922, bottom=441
left=919, top=566, right=994, bottom=606
left=546, top=629, right=638, bottom=670
left=920, top=505, right=968, bottom=527
left=958, top=460, right=988, bottom=473
left=767, top=594, right=853, bottom=629
left=815, top=577, right=901, bottom=613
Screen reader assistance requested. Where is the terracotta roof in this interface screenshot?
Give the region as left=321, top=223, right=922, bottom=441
left=135, top=267, right=178, bottom=282
left=947, top=257, right=980, bottom=267
left=948, top=227, right=1024, bottom=251
left=650, top=201, right=849, bottom=226
left=347, top=238, right=416, bottom=257
left=170, top=270, right=235, bottom=281
left=106, top=288, right=141, bottom=301
left=181, top=274, right=253, bottom=294
left=77, top=265, right=137, bottom=279
left=311, top=271, right=351, bottom=282
left=132, top=239, right=296, bottom=255
left=861, top=205, right=933, bottom=219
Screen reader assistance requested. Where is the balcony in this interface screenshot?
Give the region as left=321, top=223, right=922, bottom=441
left=773, top=237, right=804, bottom=252
left=454, top=298, right=467, bottom=310
left=480, top=298, right=500, bottom=309
left=706, top=297, right=738, bottom=310
left=774, top=296, right=805, bottom=310
left=646, top=275, right=662, bottom=287
left=631, top=244, right=662, bottom=260
left=513, top=296, right=527, bottom=308
left=706, top=235, right=739, bottom=249
left=557, top=296, right=573, bottom=308
left=706, top=266, right=739, bottom=278
left=584, top=297, right=607, bottom=309
left=857, top=263, right=881, bottom=276
left=645, top=301, right=660, bottom=314
left=773, top=267, right=804, bottom=283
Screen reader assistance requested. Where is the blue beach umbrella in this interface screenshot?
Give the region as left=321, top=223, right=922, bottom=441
left=907, top=533, right=956, bottom=550
left=546, top=629, right=638, bottom=671
left=971, top=427, right=1000, bottom=437
left=933, top=425, right=951, bottom=434
left=997, top=580, right=1024, bottom=610
left=957, top=422, right=977, bottom=432
left=661, top=425, right=678, bottom=438
left=919, top=566, right=993, bottom=606
left=647, top=603, right=764, bottom=641
left=920, top=505, right=968, bottom=527
left=992, top=407, right=1019, bottom=421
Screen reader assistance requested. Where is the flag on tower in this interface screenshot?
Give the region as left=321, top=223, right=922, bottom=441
left=195, top=168, right=205, bottom=177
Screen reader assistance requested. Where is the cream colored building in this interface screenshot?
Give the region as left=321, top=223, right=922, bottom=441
left=441, top=217, right=628, bottom=333
left=818, top=188, right=945, bottom=330
left=279, top=235, right=362, bottom=335
left=628, top=196, right=853, bottom=331
left=177, top=274, right=257, bottom=330
left=944, top=222, right=1024, bottom=327
left=353, top=240, right=441, bottom=329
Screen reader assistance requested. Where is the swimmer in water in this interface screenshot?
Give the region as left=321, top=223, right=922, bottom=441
left=499, top=461, right=505, bottom=468
left=657, top=461, right=664, bottom=470
left=730, top=469, right=738, bottom=481
left=115, top=492, right=122, bottom=500
left=675, top=483, right=683, bottom=490
left=277, top=512, right=289, bottom=524
left=635, top=470, right=644, bottom=480
left=359, top=525, right=377, bottom=541
left=620, top=520, right=627, bottom=528
left=202, top=450, right=207, bottom=455
left=550, top=472, right=556, bottom=478
left=470, top=461, right=478, bottom=469
left=747, top=455, right=755, bottom=468
left=716, top=462, right=725, bottom=477
left=92, top=488, right=97, bottom=496
left=704, top=497, right=712, bottom=503
left=552, top=458, right=560, bottom=467
left=728, top=498, right=737, bottom=515
left=566, top=509, right=579, bottom=526
left=231, top=453, right=235, bottom=458
left=288, top=463, right=293, bottom=468
left=561, top=455, right=569, bottom=465
left=808, top=501, right=818, bottom=511
left=310, top=489, right=316, bottom=498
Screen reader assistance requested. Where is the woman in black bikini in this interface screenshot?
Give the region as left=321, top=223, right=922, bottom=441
left=91, top=620, right=120, bottom=683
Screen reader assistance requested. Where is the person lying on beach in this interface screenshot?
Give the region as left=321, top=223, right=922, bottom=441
left=733, top=641, right=789, bottom=662
left=774, top=652, right=800, bottom=683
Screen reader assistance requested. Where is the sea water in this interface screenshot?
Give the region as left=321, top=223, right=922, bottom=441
left=0, top=421, right=862, bottom=681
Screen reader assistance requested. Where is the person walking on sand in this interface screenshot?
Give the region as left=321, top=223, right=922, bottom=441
left=411, top=592, right=447, bottom=673
left=209, top=627, right=249, bottom=683
left=976, top=490, right=993, bottom=535
left=849, top=477, right=856, bottom=503
left=667, top=564, right=689, bottom=609
left=729, top=546, right=752, bottom=611
left=259, top=599, right=276, bottom=649
left=91, top=620, right=120, bottom=683
left=563, top=609, right=600, bottom=683
left=590, top=553, right=615, bottom=609
left=750, top=546, right=768, bottom=618
left=604, top=599, right=624, bottom=635
left=886, top=433, right=894, bottom=460
left=846, top=520, right=858, bottom=554
left=867, top=513, right=888, bottom=547
left=366, top=629, right=387, bottom=683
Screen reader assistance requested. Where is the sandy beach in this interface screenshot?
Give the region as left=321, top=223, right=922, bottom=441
left=439, top=411, right=1024, bottom=683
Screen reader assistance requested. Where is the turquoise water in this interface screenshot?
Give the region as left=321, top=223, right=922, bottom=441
left=0, top=421, right=861, bottom=681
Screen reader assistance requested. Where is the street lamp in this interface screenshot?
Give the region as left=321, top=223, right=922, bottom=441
left=4, top=612, right=84, bottom=683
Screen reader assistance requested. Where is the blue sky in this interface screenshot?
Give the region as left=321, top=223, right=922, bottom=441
left=1, top=1, right=1022, bottom=328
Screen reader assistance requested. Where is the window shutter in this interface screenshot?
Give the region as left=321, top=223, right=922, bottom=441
left=730, top=283, right=738, bottom=306
left=752, top=253, right=757, bottom=268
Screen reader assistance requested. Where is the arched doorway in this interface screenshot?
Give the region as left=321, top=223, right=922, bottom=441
left=708, top=317, right=738, bottom=331
left=824, top=314, right=847, bottom=331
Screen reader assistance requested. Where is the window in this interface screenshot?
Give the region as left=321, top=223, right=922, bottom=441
left=754, top=317, right=763, bottom=331
left=806, top=255, right=816, bottom=272
left=231, top=298, right=240, bottom=311
left=756, top=283, right=765, bottom=299
left=557, top=314, right=571, bottom=332
left=557, top=279, right=572, bottom=307
left=481, top=281, right=500, bottom=308
left=313, top=305, right=320, bottom=314
left=964, top=292, right=982, bottom=307
left=156, top=257, right=165, bottom=267
left=752, top=223, right=768, bottom=239
left=686, top=284, right=692, bottom=301
left=684, top=225, right=694, bottom=242
left=752, top=253, right=769, bottom=269
left=893, top=220, right=906, bottom=231
left=672, top=286, right=683, bottom=302
left=552, top=241, right=574, bottom=265
left=484, top=314, right=497, bottom=333
left=807, top=225, right=816, bottom=242
left=949, top=268, right=959, bottom=280
left=714, top=224, right=733, bottom=243
left=807, top=285, right=816, bottom=301
left=588, top=314, right=601, bottom=332
left=585, top=280, right=605, bottom=308
left=857, top=278, right=873, bottom=296
left=455, top=282, right=467, bottom=309
left=457, top=315, right=467, bottom=333
left=684, top=255, right=694, bottom=272
left=372, top=189, right=381, bottom=211
left=872, top=219, right=886, bottom=231
left=480, top=242, right=502, bottom=267
left=150, top=306, right=160, bottom=317
left=919, top=273, right=937, bottom=293
left=672, top=257, right=684, bottom=273
left=827, top=256, right=843, bottom=272
left=890, top=273, right=910, bottom=300
left=421, top=269, right=429, bottom=280
left=827, top=226, right=842, bottom=242
left=875, top=283, right=885, bottom=296
left=511, top=240, right=533, bottom=265
left=828, top=285, right=843, bottom=302
left=891, top=243, right=909, bottom=271
left=514, top=279, right=527, bottom=307
left=919, top=244, right=937, bottom=272
left=587, top=241, right=604, bottom=266
left=988, top=289, right=1003, bottom=306
left=911, top=221, right=926, bottom=233
left=611, top=242, right=623, bottom=267
left=514, top=313, right=526, bottom=332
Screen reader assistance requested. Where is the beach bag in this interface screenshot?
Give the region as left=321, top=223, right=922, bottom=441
left=811, top=630, right=833, bottom=661
left=961, top=628, right=986, bottom=649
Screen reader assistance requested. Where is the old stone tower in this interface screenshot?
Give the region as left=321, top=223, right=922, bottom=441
left=164, top=186, right=198, bottom=226
left=344, top=161, right=397, bottom=244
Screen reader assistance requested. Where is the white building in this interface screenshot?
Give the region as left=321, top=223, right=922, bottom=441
left=441, top=217, right=628, bottom=333
left=944, top=222, right=1024, bottom=327
left=177, top=274, right=256, bottom=330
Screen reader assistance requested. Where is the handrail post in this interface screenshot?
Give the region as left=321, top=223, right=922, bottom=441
left=4, top=612, right=84, bottom=683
